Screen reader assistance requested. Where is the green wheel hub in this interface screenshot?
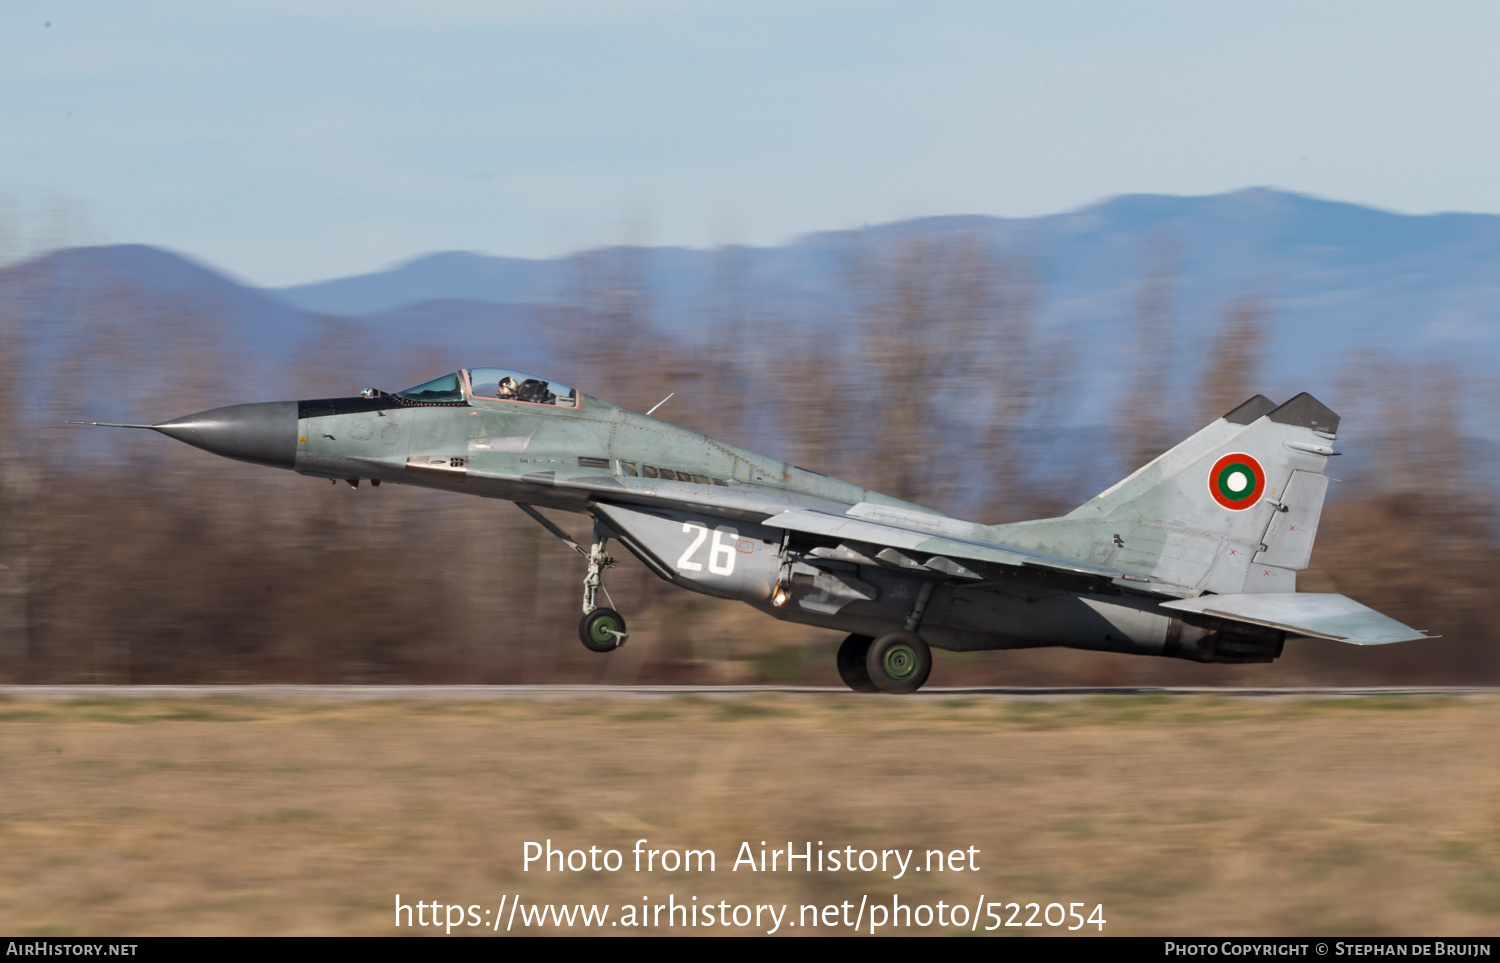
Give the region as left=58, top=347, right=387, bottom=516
left=579, top=607, right=627, bottom=653
left=589, top=614, right=620, bottom=645
left=882, top=643, right=918, bottom=680
left=866, top=630, right=932, bottom=694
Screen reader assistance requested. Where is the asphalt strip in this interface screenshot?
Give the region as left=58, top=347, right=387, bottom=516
left=0, top=685, right=1495, bottom=700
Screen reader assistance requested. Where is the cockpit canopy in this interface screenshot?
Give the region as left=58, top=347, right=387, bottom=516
left=468, top=368, right=578, bottom=408
left=392, top=369, right=578, bottom=409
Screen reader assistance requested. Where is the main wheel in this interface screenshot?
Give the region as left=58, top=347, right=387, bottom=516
left=836, top=634, right=878, bottom=692
left=866, top=630, right=932, bottom=694
left=579, top=607, right=627, bottom=652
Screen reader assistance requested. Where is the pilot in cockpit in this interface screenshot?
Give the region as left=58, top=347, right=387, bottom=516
left=517, top=379, right=552, bottom=404
left=497, top=377, right=518, bottom=400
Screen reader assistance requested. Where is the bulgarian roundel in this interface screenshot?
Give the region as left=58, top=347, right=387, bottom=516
left=1208, top=453, right=1265, bottom=511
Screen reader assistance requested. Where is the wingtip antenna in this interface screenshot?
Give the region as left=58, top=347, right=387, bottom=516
left=645, top=392, right=675, bottom=417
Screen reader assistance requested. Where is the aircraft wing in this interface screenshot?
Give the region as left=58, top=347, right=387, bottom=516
left=580, top=482, right=1190, bottom=593
left=1160, top=593, right=1432, bottom=645
left=757, top=508, right=1149, bottom=585
left=595, top=486, right=1425, bottom=639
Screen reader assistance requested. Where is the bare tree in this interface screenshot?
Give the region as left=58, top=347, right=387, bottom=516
left=837, top=229, right=1052, bottom=517
left=0, top=223, right=99, bottom=676
left=556, top=244, right=657, bottom=411
left=771, top=321, right=854, bottom=476
left=1197, top=295, right=1269, bottom=426
left=0, top=239, right=31, bottom=671
left=1114, top=235, right=1180, bottom=473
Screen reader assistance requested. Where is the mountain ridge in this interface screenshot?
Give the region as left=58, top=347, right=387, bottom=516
left=4, top=188, right=1496, bottom=440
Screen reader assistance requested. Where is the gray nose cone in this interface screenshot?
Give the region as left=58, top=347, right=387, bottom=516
left=154, top=401, right=298, bottom=470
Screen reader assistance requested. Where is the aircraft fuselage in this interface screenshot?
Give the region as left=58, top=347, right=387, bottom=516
left=90, top=371, right=1426, bottom=693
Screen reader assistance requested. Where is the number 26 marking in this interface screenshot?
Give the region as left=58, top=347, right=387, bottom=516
left=678, top=522, right=736, bottom=576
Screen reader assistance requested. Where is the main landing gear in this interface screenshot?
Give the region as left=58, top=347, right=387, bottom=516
left=837, top=635, right=879, bottom=692
left=866, top=630, right=931, bottom=694
left=516, top=505, right=629, bottom=652
left=837, top=581, right=935, bottom=694
left=840, top=630, right=933, bottom=694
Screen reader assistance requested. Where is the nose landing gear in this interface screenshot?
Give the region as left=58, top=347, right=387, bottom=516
left=580, top=607, right=628, bottom=652
left=515, top=504, right=629, bottom=652
left=578, top=524, right=627, bottom=651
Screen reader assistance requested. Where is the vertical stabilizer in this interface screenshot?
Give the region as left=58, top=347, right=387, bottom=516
left=993, top=394, right=1340, bottom=595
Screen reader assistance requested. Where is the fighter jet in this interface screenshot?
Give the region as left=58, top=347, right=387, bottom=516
left=77, top=368, right=1429, bottom=693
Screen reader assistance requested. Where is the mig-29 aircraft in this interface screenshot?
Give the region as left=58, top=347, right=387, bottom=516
left=78, top=368, right=1429, bottom=693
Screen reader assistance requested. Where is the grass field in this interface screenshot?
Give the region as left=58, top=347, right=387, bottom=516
left=1, top=693, right=1497, bottom=936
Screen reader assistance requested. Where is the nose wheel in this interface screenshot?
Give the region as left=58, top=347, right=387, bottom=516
left=515, top=504, right=629, bottom=652
left=580, top=607, right=628, bottom=652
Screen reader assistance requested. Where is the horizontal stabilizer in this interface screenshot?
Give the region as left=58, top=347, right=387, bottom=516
left=1161, top=593, right=1431, bottom=645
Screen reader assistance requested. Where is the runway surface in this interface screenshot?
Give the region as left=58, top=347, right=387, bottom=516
left=1, top=684, right=1496, bottom=699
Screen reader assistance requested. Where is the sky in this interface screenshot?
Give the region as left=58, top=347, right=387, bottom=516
left=4, top=1, right=1499, bottom=286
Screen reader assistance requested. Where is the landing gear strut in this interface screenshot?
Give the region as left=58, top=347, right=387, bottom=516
left=515, top=504, right=629, bottom=652
left=578, top=523, right=627, bottom=651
